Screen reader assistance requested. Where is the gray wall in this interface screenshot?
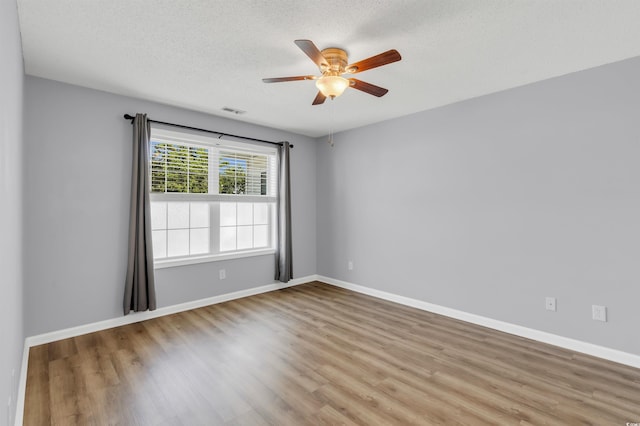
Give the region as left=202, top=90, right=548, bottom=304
left=0, top=0, right=24, bottom=424
left=20, top=44, right=640, bottom=360
left=317, top=56, right=640, bottom=355
left=24, top=76, right=316, bottom=336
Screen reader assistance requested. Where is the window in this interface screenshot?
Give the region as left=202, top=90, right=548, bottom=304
left=149, top=128, right=277, bottom=267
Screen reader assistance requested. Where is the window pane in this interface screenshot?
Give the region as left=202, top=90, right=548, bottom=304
left=150, top=141, right=167, bottom=193
left=167, top=229, right=189, bottom=257
left=254, top=203, right=268, bottom=225
left=219, top=153, right=246, bottom=194
left=190, top=202, right=209, bottom=228
left=220, top=202, right=236, bottom=226
left=237, top=203, right=252, bottom=226
left=189, top=146, right=208, bottom=193
left=150, top=142, right=210, bottom=194
left=220, top=227, right=236, bottom=252
left=152, top=230, right=167, bottom=258
left=165, top=144, right=189, bottom=193
left=237, top=226, right=253, bottom=250
left=190, top=228, right=209, bottom=254
left=151, top=202, right=167, bottom=230
left=167, top=202, right=189, bottom=229
left=254, top=225, right=268, bottom=248
left=246, top=156, right=268, bottom=195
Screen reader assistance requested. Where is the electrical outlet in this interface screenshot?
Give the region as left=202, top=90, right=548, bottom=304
left=219, top=269, right=226, bottom=280
left=592, top=305, right=607, bottom=322
left=348, top=260, right=354, bottom=271
left=545, top=297, right=556, bottom=312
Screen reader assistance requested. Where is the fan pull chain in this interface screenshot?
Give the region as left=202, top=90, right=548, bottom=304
left=328, top=98, right=335, bottom=147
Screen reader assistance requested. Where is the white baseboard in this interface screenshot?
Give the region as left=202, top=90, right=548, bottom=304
left=15, top=275, right=317, bottom=426
left=318, top=275, right=640, bottom=370
left=14, top=341, right=29, bottom=426
left=26, top=275, right=315, bottom=347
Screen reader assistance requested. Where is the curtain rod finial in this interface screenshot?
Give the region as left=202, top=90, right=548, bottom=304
left=124, top=114, right=135, bottom=120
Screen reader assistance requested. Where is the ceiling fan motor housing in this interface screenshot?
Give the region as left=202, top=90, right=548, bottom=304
left=320, top=48, right=349, bottom=75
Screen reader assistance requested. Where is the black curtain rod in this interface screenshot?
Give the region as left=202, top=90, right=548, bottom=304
left=123, top=114, right=293, bottom=148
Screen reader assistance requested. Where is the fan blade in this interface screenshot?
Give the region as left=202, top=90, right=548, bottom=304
left=346, top=49, right=401, bottom=73
left=348, top=79, right=389, bottom=97
left=295, top=39, right=328, bottom=69
left=312, top=91, right=327, bottom=105
left=262, top=75, right=316, bottom=83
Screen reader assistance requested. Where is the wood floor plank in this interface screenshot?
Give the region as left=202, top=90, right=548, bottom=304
left=24, top=346, right=50, bottom=426
left=23, top=282, right=640, bottom=425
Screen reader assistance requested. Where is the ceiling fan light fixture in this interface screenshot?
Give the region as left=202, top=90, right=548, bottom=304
left=315, top=75, right=349, bottom=99
left=263, top=40, right=401, bottom=105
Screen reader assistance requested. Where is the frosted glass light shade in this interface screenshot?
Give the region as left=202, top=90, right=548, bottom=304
left=315, top=76, right=349, bottom=98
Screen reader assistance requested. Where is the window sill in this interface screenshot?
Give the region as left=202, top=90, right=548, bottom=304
left=153, top=248, right=276, bottom=269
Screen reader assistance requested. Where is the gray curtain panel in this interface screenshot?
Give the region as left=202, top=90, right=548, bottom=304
left=123, top=113, right=157, bottom=314
left=275, top=142, right=293, bottom=282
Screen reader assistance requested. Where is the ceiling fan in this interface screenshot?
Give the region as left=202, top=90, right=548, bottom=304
left=263, top=39, right=401, bottom=105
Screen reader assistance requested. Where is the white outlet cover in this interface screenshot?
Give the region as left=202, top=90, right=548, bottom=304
left=219, top=269, right=226, bottom=280
left=592, top=305, right=607, bottom=322
left=545, top=297, right=556, bottom=312
left=348, top=261, right=354, bottom=270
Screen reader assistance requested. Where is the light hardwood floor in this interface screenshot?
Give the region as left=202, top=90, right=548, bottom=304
left=24, top=281, right=640, bottom=425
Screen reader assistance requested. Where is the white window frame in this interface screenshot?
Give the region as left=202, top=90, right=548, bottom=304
left=149, top=127, right=278, bottom=269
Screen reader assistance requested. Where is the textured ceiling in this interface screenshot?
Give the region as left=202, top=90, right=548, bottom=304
left=17, top=0, right=640, bottom=137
